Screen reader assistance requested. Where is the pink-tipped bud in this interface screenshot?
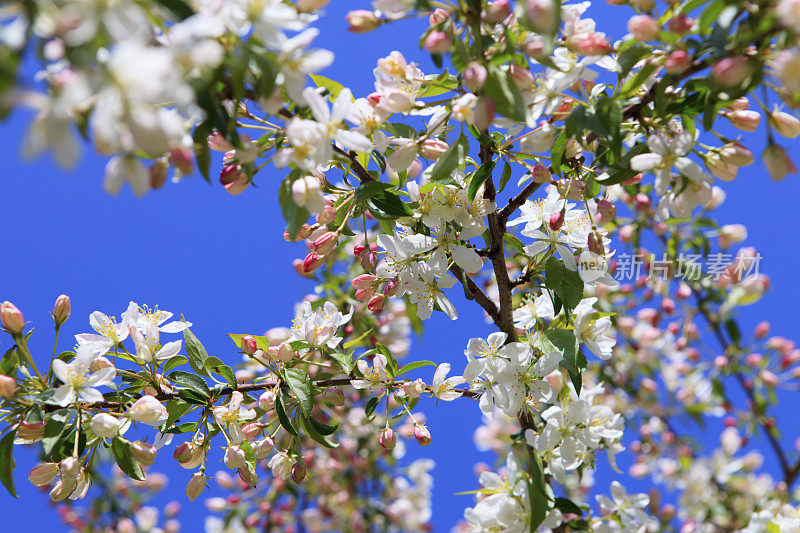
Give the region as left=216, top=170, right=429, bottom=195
left=719, top=142, right=754, bottom=167
left=524, top=36, right=550, bottom=59
left=462, top=62, right=488, bottom=92
left=667, top=14, right=693, bottom=34
left=242, top=423, right=261, bottom=440
left=764, top=144, right=797, bottom=181
left=771, top=109, right=800, bottom=139
left=324, top=388, right=345, bottom=406
left=224, top=445, right=247, bottom=470
left=509, top=66, right=535, bottom=88
left=52, top=295, right=71, bottom=325
left=131, top=441, right=157, bottom=467
left=149, top=160, right=168, bottom=190
left=712, top=57, right=753, bottom=88
left=635, top=193, right=651, bottom=211
left=727, top=110, right=761, bottom=132
left=755, top=321, right=770, bottom=339
left=577, top=34, right=613, bottom=56
left=664, top=50, right=690, bottom=74
left=169, top=147, right=194, bottom=176
left=346, top=10, right=380, bottom=33
left=424, top=31, right=450, bottom=54
left=241, top=335, right=257, bottom=356
left=303, top=253, right=325, bottom=273
left=367, top=294, right=385, bottom=313
left=354, top=288, right=376, bottom=302
left=527, top=165, right=550, bottom=185
left=548, top=211, right=565, bottom=231
left=0, top=375, right=15, bottom=398
left=352, top=274, right=378, bottom=290
left=316, top=203, right=337, bottom=225
left=219, top=165, right=249, bottom=195
left=628, top=15, right=659, bottom=42
left=284, top=224, right=313, bottom=242
left=259, top=389, right=277, bottom=410
left=208, top=131, right=234, bottom=152
left=29, top=463, right=59, bottom=487
left=185, top=472, right=207, bottom=501
left=174, top=443, right=193, bottom=463
left=761, top=370, right=779, bottom=387
left=429, top=8, right=449, bottom=25
left=291, top=462, right=307, bottom=483
left=378, top=427, right=396, bottom=451
left=360, top=249, right=377, bottom=272
left=353, top=244, right=366, bottom=256
left=420, top=139, right=449, bottom=160
left=474, top=96, right=495, bottom=131
left=312, top=232, right=338, bottom=256
left=238, top=465, right=257, bottom=488
left=1, top=302, right=24, bottom=335
left=414, top=425, right=432, bottom=446
left=486, top=0, right=511, bottom=24
left=383, top=278, right=400, bottom=297
left=587, top=232, right=605, bottom=255
left=597, top=199, right=616, bottom=223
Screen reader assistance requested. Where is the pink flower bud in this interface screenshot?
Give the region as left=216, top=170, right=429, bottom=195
left=530, top=164, right=552, bottom=184
left=238, top=465, right=257, bottom=487
left=486, top=0, right=511, bottom=24
left=297, top=0, right=329, bottom=12
left=378, top=427, right=396, bottom=450
left=291, top=462, right=307, bottom=483
left=667, top=14, right=693, bottom=34
left=425, top=31, right=451, bottom=54
left=414, top=425, right=432, bottom=446
left=208, top=131, right=234, bottom=152
left=51, top=294, right=71, bottom=325
left=719, top=142, right=754, bottom=167
left=549, top=211, right=565, bottom=231
left=587, top=232, right=605, bottom=255
left=240, top=335, right=257, bottom=356
left=0, top=375, right=16, bottom=398
left=219, top=165, right=249, bottom=195
left=728, top=97, right=750, bottom=111
left=367, top=294, right=385, bottom=313
left=29, top=463, right=59, bottom=487
left=131, top=441, right=157, bottom=466
left=628, top=15, right=659, bottom=41
left=764, top=144, right=797, bottom=181
left=303, top=253, right=325, bottom=273
left=383, top=278, right=400, bottom=297
left=473, top=96, right=495, bottom=131
left=420, top=139, right=449, bottom=160
left=712, top=57, right=753, bottom=88
left=312, top=231, right=338, bottom=256
left=253, top=436, right=274, bottom=460
left=755, top=321, right=770, bottom=339
left=705, top=153, right=738, bottom=181
left=285, top=224, right=313, bottom=242
left=259, top=389, right=277, bottom=410
left=429, top=8, right=449, bottom=25
left=726, top=110, right=761, bottom=132
left=354, top=288, right=376, bottom=302
left=760, top=370, right=779, bottom=387
left=1, top=301, right=24, bottom=335
left=664, top=50, right=690, bottom=74
left=174, top=443, right=193, bottom=463
left=224, top=445, right=247, bottom=469
left=524, top=0, right=557, bottom=35
left=149, top=160, right=168, bottom=190
left=316, top=203, right=337, bottom=225
left=577, top=34, right=613, bottom=56
left=771, top=108, right=800, bottom=138
left=352, top=274, right=378, bottom=290
left=169, top=147, right=193, bottom=176
left=597, top=199, right=616, bottom=223
left=346, top=10, right=380, bottom=33
left=360, top=249, right=377, bottom=272
left=509, top=65, right=535, bottom=88
left=185, top=472, right=207, bottom=501
left=635, top=193, right=651, bottom=211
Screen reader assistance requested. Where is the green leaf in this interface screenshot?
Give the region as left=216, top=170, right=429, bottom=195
left=369, top=190, right=413, bottom=218
left=485, top=67, right=526, bottom=122
left=162, top=355, right=188, bottom=373
left=168, top=371, right=211, bottom=396
left=178, top=389, right=208, bottom=405
left=497, top=160, right=512, bottom=193
left=42, top=411, right=68, bottom=455
left=283, top=368, right=314, bottom=419
left=468, top=160, right=496, bottom=201
left=550, top=133, right=568, bottom=171
left=183, top=328, right=209, bottom=374
left=429, top=135, right=468, bottom=185
left=544, top=328, right=586, bottom=392
left=528, top=451, right=552, bottom=530
left=554, top=497, right=583, bottom=516
left=308, top=416, right=339, bottom=436
left=154, top=0, right=195, bottom=20
left=617, top=42, right=651, bottom=77
left=328, top=351, right=353, bottom=374
left=396, top=360, right=436, bottom=376
left=364, top=396, right=380, bottom=418
left=111, top=439, right=146, bottom=481
left=165, top=400, right=192, bottom=428
left=309, top=73, right=346, bottom=100
left=206, top=360, right=237, bottom=388
left=278, top=171, right=311, bottom=240
left=503, top=234, right=526, bottom=255
left=544, top=257, right=584, bottom=313
left=0, top=431, right=17, bottom=498
left=275, top=394, right=299, bottom=436
left=344, top=329, right=373, bottom=350
left=299, top=417, right=340, bottom=448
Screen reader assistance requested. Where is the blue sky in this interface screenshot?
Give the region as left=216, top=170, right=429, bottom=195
left=2, top=3, right=800, bottom=530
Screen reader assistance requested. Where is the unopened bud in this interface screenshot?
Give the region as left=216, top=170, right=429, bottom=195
left=424, top=31, right=450, bottom=54
left=667, top=14, right=693, bottom=34
left=530, top=164, right=552, bottom=184
left=29, top=463, right=59, bottom=487
left=174, top=442, right=193, bottom=463
left=719, top=143, right=754, bottom=167
left=549, top=210, right=565, bottom=231
left=764, top=144, right=797, bottom=181
left=755, top=321, right=770, bottom=339
left=628, top=15, right=659, bottom=42
left=771, top=108, right=800, bottom=139
left=0, top=375, right=16, bottom=398
left=90, top=413, right=120, bottom=438
left=259, top=389, right=277, bottom=410
left=50, top=477, right=78, bottom=502
left=149, top=160, right=168, bottom=190
left=169, top=147, right=193, bottom=176
left=253, top=436, right=274, bottom=460
left=462, top=62, right=488, bottom=92
left=1, top=302, right=24, bottom=335
left=414, top=425, right=432, bottom=446
left=185, top=471, right=207, bottom=501
left=712, top=57, right=753, bottom=88
left=360, top=249, right=377, bottom=272
left=367, top=294, right=385, bottom=313
left=726, top=110, right=761, bottom=132
left=131, top=441, right=157, bottom=467
left=208, top=131, right=234, bottom=152
left=597, top=199, right=616, bottom=223
left=52, top=295, right=71, bottom=325
left=378, top=427, right=396, bottom=451
left=224, top=445, right=247, bottom=470
left=90, top=356, right=114, bottom=372
left=312, top=232, right=338, bottom=256
left=316, top=203, right=337, bottom=225
left=238, top=464, right=258, bottom=487
left=352, top=274, right=378, bottom=290
left=303, top=253, right=325, bottom=273
left=429, top=8, right=449, bottom=25
left=219, top=165, right=249, bottom=195
left=383, top=278, right=400, bottom=297
left=587, top=232, right=604, bottom=255
left=420, top=139, right=449, bottom=160
left=486, top=0, right=511, bottom=24
left=664, top=50, right=690, bottom=74
left=346, top=10, right=380, bottom=33
left=291, top=462, right=307, bottom=483
left=240, top=335, right=257, bottom=356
